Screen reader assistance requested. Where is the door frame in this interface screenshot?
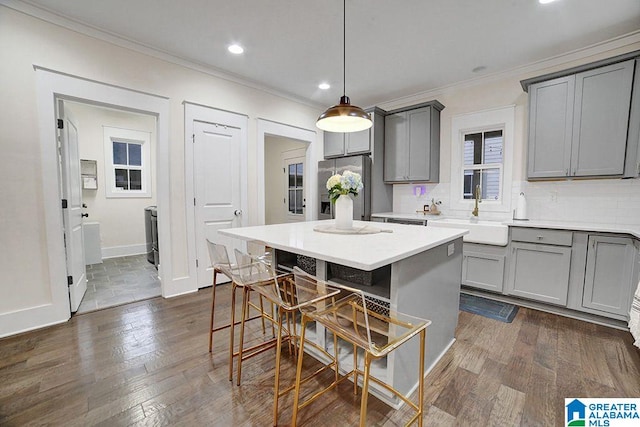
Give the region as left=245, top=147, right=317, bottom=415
left=184, top=102, right=248, bottom=291
left=257, top=119, right=317, bottom=225
left=12, top=67, right=171, bottom=336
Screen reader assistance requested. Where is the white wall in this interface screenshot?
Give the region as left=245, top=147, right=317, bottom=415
left=66, top=101, right=157, bottom=257
left=384, top=38, right=640, bottom=227
left=0, top=5, right=321, bottom=332
left=264, top=135, right=308, bottom=225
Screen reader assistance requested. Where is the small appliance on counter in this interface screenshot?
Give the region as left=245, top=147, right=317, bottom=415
left=513, top=192, right=528, bottom=221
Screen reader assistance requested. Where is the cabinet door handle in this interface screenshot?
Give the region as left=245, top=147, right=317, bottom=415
left=536, top=235, right=543, bottom=240
left=565, top=169, right=569, bottom=176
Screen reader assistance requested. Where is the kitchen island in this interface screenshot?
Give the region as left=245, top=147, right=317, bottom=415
left=219, top=220, right=466, bottom=407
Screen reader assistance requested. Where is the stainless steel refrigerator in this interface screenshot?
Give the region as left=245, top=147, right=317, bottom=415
left=318, top=155, right=371, bottom=221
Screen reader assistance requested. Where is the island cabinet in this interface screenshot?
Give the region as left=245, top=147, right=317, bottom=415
left=323, top=108, right=385, bottom=158
left=581, top=235, right=638, bottom=318
left=506, top=228, right=573, bottom=306
left=383, top=101, right=444, bottom=183
left=461, top=243, right=507, bottom=293
left=219, top=220, right=465, bottom=408
left=526, top=59, right=636, bottom=179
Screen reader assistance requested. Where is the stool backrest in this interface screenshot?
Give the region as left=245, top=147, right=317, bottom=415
left=309, top=280, right=430, bottom=356
left=206, top=239, right=232, bottom=269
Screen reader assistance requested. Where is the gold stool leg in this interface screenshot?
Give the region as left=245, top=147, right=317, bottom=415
left=353, top=344, right=358, bottom=395
left=291, top=316, right=308, bottom=427
left=236, top=286, right=250, bottom=386
left=208, top=269, right=218, bottom=353
left=359, top=352, right=372, bottom=427
left=333, top=333, right=339, bottom=384
left=228, top=282, right=238, bottom=382
left=259, top=295, right=266, bottom=335
left=418, top=329, right=426, bottom=427
left=272, top=307, right=284, bottom=426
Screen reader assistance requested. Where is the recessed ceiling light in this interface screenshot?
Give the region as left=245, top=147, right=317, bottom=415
left=318, top=83, right=331, bottom=90
left=228, top=44, right=244, bottom=54
left=539, top=0, right=557, bottom=4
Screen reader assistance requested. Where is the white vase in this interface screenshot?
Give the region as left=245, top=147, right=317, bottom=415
left=334, top=194, right=353, bottom=230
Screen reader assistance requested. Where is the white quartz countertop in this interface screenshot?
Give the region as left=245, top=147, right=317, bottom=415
left=502, top=219, right=640, bottom=239
left=219, top=220, right=467, bottom=271
left=373, top=212, right=640, bottom=239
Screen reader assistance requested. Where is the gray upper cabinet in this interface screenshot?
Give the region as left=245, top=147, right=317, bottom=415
left=624, top=58, right=640, bottom=177
left=571, top=61, right=635, bottom=176
left=527, top=76, right=574, bottom=178
left=526, top=59, right=636, bottom=179
left=383, top=101, right=443, bottom=183
left=323, top=109, right=382, bottom=158
left=582, top=235, right=637, bottom=317
left=323, top=131, right=346, bottom=158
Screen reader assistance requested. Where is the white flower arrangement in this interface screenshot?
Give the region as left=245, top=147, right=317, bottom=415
left=326, top=171, right=364, bottom=203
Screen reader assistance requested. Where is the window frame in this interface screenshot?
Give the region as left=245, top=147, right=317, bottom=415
left=103, top=126, right=152, bottom=198
left=450, top=106, right=515, bottom=215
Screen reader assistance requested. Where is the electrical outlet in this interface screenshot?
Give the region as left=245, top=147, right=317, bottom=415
left=447, top=243, right=455, bottom=256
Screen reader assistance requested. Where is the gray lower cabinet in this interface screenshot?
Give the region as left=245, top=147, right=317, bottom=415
left=462, top=243, right=506, bottom=293
left=582, top=235, right=637, bottom=317
left=527, top=59, right=635, bottom=179
left=507, top=241, right=572, bottom=306
left=383, top=102, right=443, bottom=183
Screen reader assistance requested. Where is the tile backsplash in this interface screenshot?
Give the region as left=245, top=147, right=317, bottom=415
left=392, top=179, right=640, bottom=226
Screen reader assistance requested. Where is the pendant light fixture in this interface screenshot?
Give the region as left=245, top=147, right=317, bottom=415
left=316, top=0, right=372, bottom=133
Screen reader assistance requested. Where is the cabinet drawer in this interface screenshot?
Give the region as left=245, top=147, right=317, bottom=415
left=511, top=227, right=573, bottom=246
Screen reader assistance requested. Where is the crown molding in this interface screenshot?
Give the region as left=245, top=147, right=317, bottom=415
left=1, top=0, right=323, bottom=110
left=377, top=30, right=640, bottom=112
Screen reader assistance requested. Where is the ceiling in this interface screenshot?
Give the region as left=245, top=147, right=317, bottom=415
left=20, top=0, right=640, bottom=108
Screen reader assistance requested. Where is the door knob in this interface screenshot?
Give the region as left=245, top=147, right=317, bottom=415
left=82, top=213, right=89, bottom=218
left=234, top=209, right=243, bottom=216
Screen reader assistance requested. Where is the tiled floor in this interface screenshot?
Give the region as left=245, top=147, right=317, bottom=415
left=76, top=254, right=161, bottom=314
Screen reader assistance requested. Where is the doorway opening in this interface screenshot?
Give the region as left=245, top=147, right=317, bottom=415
left=265, top=136, right=308, bottom=225
left=26, top=67, right=171, bottom=333
left=257, top=119, right=317, bottom=226
left=61, top=101, right=161, bottom=313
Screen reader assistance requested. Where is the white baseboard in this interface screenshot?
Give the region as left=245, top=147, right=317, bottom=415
left=0, top=303, right=69, bottom=339
left=102, top=243, right=147, bottom=259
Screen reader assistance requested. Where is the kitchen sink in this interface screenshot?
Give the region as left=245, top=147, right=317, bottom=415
left=428, top=218, right=508, bottom=246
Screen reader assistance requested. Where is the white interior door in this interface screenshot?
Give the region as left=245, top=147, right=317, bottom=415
left=58, top=100, right=87, bottom=312
left=283, top=150, right=306, bottom=223
left=193, top=120, right=242, bottom=288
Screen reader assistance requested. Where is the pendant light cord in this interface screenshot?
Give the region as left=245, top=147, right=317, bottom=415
left=343, top=0, right=346, bottom=97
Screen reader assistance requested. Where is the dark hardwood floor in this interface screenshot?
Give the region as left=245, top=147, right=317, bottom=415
left=1, top=284, right=639, bottom=426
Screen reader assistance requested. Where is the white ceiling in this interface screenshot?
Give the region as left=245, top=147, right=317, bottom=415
left=20, top=0, right=640, bottom=108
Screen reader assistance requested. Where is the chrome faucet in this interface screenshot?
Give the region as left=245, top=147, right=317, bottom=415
left=471, top=184, right=481, bottom=217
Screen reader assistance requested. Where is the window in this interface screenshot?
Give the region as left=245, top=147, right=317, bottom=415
left=104, top=127, right=152, bottom=198
left=113, top=141, right=143, bottom=190
left=463, top=130, right=503, bottom=200
left=450, top=106, right=514, bottom=214
left=287, top=162, right=304, bottom=215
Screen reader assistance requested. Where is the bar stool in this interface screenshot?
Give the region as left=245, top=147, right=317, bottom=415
left=291, top=282, right=431, bottom=427
left=234, top=254, right=341, bottom=426
left=205, top=239, right=275, bottom=383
